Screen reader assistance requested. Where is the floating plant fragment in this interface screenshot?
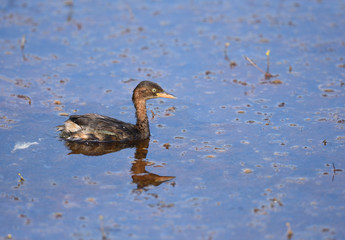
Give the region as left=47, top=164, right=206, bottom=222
left=12, top=141, right=38, bottom=152
left=244, top=50, right=279, bottom=80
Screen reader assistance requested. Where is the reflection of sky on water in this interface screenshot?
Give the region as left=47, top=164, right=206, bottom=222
left=0, top=0, right=345, bottom=239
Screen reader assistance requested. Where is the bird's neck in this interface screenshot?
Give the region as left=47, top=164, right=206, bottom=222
left=134, top=97, right=150, bottom=139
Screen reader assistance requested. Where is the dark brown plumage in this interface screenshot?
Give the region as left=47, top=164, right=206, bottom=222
left=58, top=81, right=175, bottom=142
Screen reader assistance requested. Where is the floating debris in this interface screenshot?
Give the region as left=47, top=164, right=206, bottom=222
left=86, top=197, right=97, bottom=204
left=286, top=222, right=293, bottom=240
left=243, top=168, right=253, bottom=174
left=166, top=106, right=176, bottom=112
left=224, top=42, right=237, bottom=68
left=53, top=212, right=63, bottom=219
left=163, top=143, right=171, bottom=149
left=64, top=0, right=74, bottom=6
left=20, top=35, right=28, bottom=61
left=269, top=79, right=283, bottom=85
left=99, top=215, right=107, bottom=240
left=18, top=173, right=25, bottom=183
left=332, top=162, right=343, bottom=182
left=150, top=110, right=155, bottom=119
left=0, top=75, right=14, bottom=84
left=12, top=141, right=38, bottom=152
left=244, top=50, right=279, bottom=80
left=12, top=94, right=32, bottom=105
left=20, top=35, right=26, bottom=50
left=232, top=79, right=248, bottom=86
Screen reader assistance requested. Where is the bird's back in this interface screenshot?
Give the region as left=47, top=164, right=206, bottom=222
left=59, top=113, right=140, bottom=142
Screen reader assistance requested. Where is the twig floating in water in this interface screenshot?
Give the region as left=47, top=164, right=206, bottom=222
left=20, top=35, right=28, bottom=61
left=286, top=222, right=294, bottom=240
left=13, top=94, right=32, bottom=105
left=266, top=49, right=270, bottom=73
left=244, top=51, right=279, bottom=80
left=18, top=173, right=25, bottom=183
left=151, top=110, right=155, bottom=119
left=244, top=56, right=265, bottom=74
left=20, top=35, right=26, bottom=50
left=0, top=75, right=15, bottom=83
left=224, top=42, right=237, bottom=68
left=99, top=215, right=107, bottom=240
left=332, top=162, right=343, bottom=182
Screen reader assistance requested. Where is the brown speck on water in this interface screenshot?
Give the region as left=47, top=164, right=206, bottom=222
left=229, top=61, right=237, bottom=68
left=76, top=23, right=82, bottom=30
left=163, top=143, right=171, bottom=149
left=270, top=79, right=283, bottom=84
left=323, top=89, right=334, bottom=92
left=53, top=212, right=63, bottom=219
left=243, top=168, right=253, bottom=174
left=86, top=198, right=97, bottom=204
left=278, top=102, right=285, bottom=107
left=253, top=207, right=267, bottom=215
left=33, top=55, right=42, bottom=61
left=205, top=70, right=214, bottom=75
left=232, top=79, right=248, bottom=86
left=175, top=136, right=184, bottom=139
left=166, top=106, right=176, bottom=112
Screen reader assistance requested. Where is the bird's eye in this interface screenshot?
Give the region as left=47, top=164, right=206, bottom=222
left=152, top=88, right=157, bottom=93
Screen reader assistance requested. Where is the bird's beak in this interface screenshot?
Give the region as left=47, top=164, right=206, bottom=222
left=156, top=92, right=176, bottom=99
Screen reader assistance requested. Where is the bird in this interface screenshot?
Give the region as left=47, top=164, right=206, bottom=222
left=57, top=81, right=176, bottom=142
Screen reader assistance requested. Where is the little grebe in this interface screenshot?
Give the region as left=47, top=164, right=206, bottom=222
left=58, top=81, right=176, bottom=142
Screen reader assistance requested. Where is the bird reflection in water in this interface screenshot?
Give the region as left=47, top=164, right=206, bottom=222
left=64, top=139, right=175, bottom=190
